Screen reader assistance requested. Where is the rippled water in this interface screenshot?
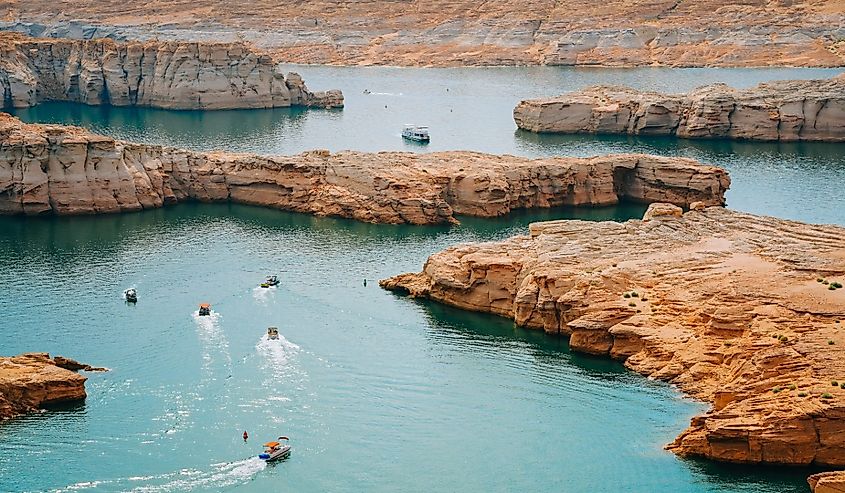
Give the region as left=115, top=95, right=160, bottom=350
left=0, top=204, right=815, bottom=492
left=3, top=66, right=843, bottom=492
left=12, top=66, right=845, bottom=225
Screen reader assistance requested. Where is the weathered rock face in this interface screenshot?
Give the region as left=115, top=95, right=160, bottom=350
left=809, top=471, right=845, bottom=492
left=514, top=76, right=845, bottom=142
left=0, top=33, right=343, bottom=110
left=0, top=353, right=100, bottom=420
left=381, top=206, right=845, bottom=466
left=0, top=114, right=729, bottom=224
left=0, top=0, right=843, bottom=67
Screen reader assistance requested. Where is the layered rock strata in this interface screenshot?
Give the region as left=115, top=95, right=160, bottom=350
left=0, top=33, right=343, bottom=110
left=0, top=114, right=729, bottom=224
left=809, top=471, right=845, bottom=492
left=514, top=75, right=845, bottom=142
left=0, top=0, right=843, bottom=67
left=381, top=205, right=845, bottom=466
left=0, top=353, right=103, bottom=420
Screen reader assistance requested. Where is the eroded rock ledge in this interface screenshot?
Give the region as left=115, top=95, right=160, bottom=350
left=0, top=114, right=729, bottom=224
left=514, top=75, right=845, bottom=142
left=1, top=0, right=843, bottom=67
left=0, top=353, right=105, bottom=420
left=381, top=205, right=845, bottom=466
left=0, top=33, right=343, bottom=110
left=809, top=471, right=845, bottom=492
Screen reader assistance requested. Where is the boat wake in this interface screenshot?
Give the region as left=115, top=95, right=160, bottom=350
left=191, top=311, right=233, bottom=376
left=251, top=285, right=276, bottom=303
left=256, top=333, right=300, bottom=370
left=48, top=458, right=267, bottom=492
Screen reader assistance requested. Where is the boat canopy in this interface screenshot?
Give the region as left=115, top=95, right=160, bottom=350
left=264, top=441, right=280, bottom=447
left=199, top=303, right=210, bottom=308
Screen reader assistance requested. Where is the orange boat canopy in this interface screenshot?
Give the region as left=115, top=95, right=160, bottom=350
left=264, top=441, right=280, bottom=447
left=199, top=303, right=210, bottom=308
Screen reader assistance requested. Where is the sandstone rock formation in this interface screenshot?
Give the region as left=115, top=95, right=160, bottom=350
left=809, top=471, right=845, bottom=492
left=0, top=0, right=843, bottom=67
left=0, top=33, right=343, bottom=110
left=381, top=206, right=845, bottom=466
left=514, top=75, right=845, bottom=142
left=0, top=114, right=729, bottom=224
left=0, top=353, right=101, bottom=420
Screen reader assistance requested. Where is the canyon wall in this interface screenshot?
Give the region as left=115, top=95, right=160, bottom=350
left=0, top=114, right=729, bottom=224
left=0, top=0, right=843, bottom=67
left=381, top=204, right=845, bottom=466
left=0, top=353, right=103, bottom=420
left=0, top=33, right=343, bottom=110
left=514, top=75, right=845, bottom=142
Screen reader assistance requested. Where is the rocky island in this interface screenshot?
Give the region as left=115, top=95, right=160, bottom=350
left=0, top=353, right=104, bottom=420
left=514, top=75, right=845, bottom=142
left=382, top=204, right=845, bottom=467
left=0, top=114, right=729, bottom=224
left=0, top=0, right=842, bottom=67
left=0, top=33, right=343, bottom=110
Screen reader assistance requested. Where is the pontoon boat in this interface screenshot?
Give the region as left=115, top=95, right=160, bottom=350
left=258, top=437, right=291, bottom=462
left=198, top=303, right=211, bottom=316
left=261, top=275, right=280, bottom=288
left=124, top=288, right=137, bottom=303
left=267, top=327, right=279, bottom=340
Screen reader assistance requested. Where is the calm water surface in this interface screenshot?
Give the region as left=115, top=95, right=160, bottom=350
left=12, top=66, right=845, bottom=225
left=2, top=66, right=842, bottom=492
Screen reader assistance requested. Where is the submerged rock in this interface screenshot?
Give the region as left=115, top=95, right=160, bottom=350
left=0, top=114, right=729, bottom=224
left=0, top=353, right=102, bottom=420
left=381, top=206, right=845, bottom=466
left=0, top=33, right=343, bottom=110
left=514, top=75, right=845, bottom=142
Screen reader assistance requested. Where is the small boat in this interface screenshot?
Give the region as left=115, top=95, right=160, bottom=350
left=260, top=275, right=280, bottom=288
left=267, top=327, right=279, bottom=340
left=198, top=303, right=211, bottom=316
left=402, top=124, right=430, bottom=143
left=258, top=437, right=291, bottom=462
left=124, top=288, right=137, bottom=303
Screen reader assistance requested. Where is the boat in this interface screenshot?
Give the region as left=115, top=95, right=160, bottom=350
left=198, top=303, right=211, bottom=316
left=124, top=288, right=137, bottom=303
left=402, top=124, right=430, bottom=143
left=258, top=437, right=291, bottom=462
left=260, top=275, right=280, bottom=288
left=267, top=327, right=279, bottom=340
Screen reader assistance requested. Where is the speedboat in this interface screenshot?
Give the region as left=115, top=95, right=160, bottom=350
left=402, top=124, right=430, bottom=143
left=260, top=275, right=280, bottom=288
left=258, top=437, right=291, bottom=462
left=124, top=288, right=137, bottom=303
left=267, top=327, right=279, bottom=340
left=198, top=303, right=211, bottom=316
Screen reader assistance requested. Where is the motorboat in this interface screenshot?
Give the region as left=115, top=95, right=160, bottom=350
left=124, top=288, right=137, bottom=303
left=260, top=275, right=280, bottom=288
left=198, top=303, right=211, bottom=316
left=258, top=437, right=291, bottom=462
left=267, top=327, right=279, bottom=340
left=402, top=124, right=430, bottom=143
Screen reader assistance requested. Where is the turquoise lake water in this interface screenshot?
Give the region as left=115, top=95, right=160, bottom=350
left=2, top=66, right=843, bottom=492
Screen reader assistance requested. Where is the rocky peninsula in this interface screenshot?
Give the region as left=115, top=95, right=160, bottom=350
left=0, top=33, right=343, bottom=110
left=381, top=205, right=845, bottom=466
left=809, top=471, right=845, bottom=492
left=0, top=114, right=728, bottom=224
left=0, top=353, right=104, bottom=420
left=514, top=75, right=845, bottom=142
left=0, top=0, right=842, bottom=67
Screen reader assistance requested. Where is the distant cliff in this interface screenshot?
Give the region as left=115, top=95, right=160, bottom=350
left=514, top=75, right=845, bottom=142
left=0, top=0, right=843, bottom=67
left=0, top=114, right=729, bottom=224
left=0, top=33, right=343, bottom=110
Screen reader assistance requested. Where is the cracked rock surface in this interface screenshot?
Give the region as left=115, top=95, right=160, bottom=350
left=381, top=205, right=845, bottom=466
left=0, top=114, right=729, bottom=224
left=0, top=33, right=343, bottom=110
left=514, top=75, right=845, bottom=142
